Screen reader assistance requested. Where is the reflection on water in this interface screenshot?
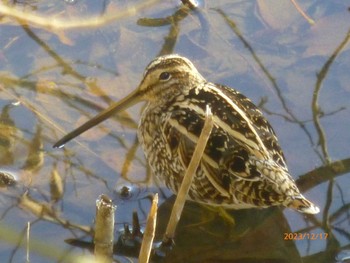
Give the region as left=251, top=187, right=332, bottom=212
left=0, top=1, right=349, bottom=262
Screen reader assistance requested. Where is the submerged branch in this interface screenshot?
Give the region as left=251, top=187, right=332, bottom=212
left=297, top=157, right=350, bottom=192
left=216, top=9, right=315, bottom=148
left=312, top=29, right=350, bottom=164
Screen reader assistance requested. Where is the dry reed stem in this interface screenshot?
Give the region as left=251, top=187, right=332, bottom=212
left=164, top=105, right=213, bottom=241
left=94, top=195, right=116, bottom=263
left=26, top=222, right=30, bottom=263
left=139, top=194, right=158, bottom=263
left=0, top=0, right=160, bottom=30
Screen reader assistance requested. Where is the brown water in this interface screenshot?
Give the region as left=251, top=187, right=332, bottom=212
left=0, top=1, right=349, bottom=262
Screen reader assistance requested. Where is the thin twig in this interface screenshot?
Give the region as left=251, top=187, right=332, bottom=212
left=164, top=105, right=213, bottom=241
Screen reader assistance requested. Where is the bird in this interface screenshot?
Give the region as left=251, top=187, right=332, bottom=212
left=54, top=54, right=320, bottom=214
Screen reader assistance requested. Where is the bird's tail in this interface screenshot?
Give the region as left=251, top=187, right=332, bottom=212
left=287, top=195, right=320, bottom=214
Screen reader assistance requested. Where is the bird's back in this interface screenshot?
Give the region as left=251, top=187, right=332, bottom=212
left=138, top=72, right=319, bottom=214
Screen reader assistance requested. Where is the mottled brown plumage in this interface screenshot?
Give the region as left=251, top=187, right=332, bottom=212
left=54, top=54, right=319, bottom=214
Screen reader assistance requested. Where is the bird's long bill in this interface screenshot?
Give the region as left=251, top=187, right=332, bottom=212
left=53, top=88, right=142, bottom=148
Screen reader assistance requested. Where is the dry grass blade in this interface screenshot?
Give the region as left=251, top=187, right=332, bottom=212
left=19, top=192, right=92, bottom=233
left=94, top=195, right=116, bottom=263
left=0, top=0, right=160, bottom=29
left=139, top=193, right=158, bottom=263
left=290, top=0, right=315, bottom=25
left=164, top=105, right=213, bottom=241
left=50, top=165, right=64, bottom=203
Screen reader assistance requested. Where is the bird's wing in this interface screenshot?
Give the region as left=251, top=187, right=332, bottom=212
left=159, top=83, right=293, bottom=204
left=217, top=84, right=288, bottom=170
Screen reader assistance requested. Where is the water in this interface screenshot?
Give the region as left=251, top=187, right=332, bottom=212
left=0, top=0, right=349, bottom=262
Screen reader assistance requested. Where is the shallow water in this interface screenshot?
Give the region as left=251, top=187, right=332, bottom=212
left=0, top=1, right=349, bottom=262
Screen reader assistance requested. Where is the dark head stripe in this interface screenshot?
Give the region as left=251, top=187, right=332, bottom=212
left=144, top=55, right=193, bottom=76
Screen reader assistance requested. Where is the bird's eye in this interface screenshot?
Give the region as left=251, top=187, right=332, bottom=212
left=159, top=72, right=171, bottom=81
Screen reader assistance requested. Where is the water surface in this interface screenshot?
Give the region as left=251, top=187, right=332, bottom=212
left=0, top=1, right=349, bottom=262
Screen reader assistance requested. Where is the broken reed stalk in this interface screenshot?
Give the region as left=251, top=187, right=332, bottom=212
left=164, top=105, right=213, bottom=242
left=139, top=194, right=158, bottom=263
left=181, top=0, right=199, bottom=9
left=94, top=195, right=116, bottom=263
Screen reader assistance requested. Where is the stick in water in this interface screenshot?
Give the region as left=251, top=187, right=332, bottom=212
left=164, top=105, right=213, bottom=242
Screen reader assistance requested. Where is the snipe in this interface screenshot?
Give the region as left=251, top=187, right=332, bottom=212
left=54, top=54, right=319, bottom=214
